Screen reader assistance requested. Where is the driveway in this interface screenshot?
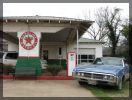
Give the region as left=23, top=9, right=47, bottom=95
left=3, top=80, right=95, bottom=97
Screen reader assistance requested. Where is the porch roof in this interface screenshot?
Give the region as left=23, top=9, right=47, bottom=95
left=3, top=16, right=94, bottom=43
left=3, top=16, right=94, bottom=29
left=3, top=16, right=93, bottom=22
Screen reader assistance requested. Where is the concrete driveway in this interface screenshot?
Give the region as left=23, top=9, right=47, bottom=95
left=3, top=80, right=95, bottom=97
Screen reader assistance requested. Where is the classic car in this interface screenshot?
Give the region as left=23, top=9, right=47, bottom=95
left=72, top=57, right=129, bottom=90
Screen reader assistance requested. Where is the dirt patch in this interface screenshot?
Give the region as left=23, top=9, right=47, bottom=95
left=3, top=80, right=95, bottom=97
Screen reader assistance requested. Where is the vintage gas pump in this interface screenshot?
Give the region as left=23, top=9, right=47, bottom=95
left=67, top=52, right=76, bottom=76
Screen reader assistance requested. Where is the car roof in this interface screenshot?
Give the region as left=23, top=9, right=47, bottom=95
left=4, top=51, right=18, bottom=53
left=100, top=57, right=124, bottom=60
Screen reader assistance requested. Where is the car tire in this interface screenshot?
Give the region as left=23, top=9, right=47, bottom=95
left=78, top=81, right=85, bottom=85
left=116, top=77, right=123, bottom=90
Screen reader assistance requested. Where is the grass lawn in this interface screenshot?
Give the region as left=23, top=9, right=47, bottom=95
left=84, top=81, right=130, bottom=100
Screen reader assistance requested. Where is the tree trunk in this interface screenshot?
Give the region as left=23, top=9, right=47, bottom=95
left=111, top=43, right=117, bottom=56
left=111, top=47, right=116, bottom=56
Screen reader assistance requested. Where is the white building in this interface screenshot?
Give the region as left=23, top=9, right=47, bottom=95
left=2, top=37, right=104, bottom=64
left=2, top=16, right=104, bottom=76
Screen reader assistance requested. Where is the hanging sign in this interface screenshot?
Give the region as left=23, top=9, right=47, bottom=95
left=20, top=32, right=38, bottom=50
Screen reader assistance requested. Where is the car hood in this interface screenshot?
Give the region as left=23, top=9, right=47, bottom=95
left=75, top=64, right=123, bottom=75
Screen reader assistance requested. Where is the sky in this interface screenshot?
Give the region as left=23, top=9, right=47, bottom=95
left=3, top=3, right=129, bottom=38
left=3, top=3, right=129, bottom=19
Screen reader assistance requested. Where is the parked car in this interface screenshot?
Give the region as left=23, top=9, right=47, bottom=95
left=72, top=57, right=130, bottom=90
left=0, top=51, right=47, bottom=70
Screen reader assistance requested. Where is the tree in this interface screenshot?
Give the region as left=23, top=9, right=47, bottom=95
left=102, top=7, right=122, bottom=56
left=82, top=9, right=108, bottom=41
left=82, top=7, right=123, bottom=56
left=120, top=19, right=129, bottom=45
left=129, top=18, right=132, bottom=64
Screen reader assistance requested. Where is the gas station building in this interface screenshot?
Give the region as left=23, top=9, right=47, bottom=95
left=3, top=16, right=103, bottom=76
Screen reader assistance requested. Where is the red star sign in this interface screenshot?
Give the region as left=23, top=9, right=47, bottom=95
left=20, top=32, right=38, bottom=50
left=25, top=35, right=33, bottom=45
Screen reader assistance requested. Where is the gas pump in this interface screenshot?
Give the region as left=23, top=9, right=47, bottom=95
left=67, top=52, right=76, bottom=76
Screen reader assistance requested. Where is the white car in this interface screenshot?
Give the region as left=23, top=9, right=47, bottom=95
left=0, top=51, right=47, bottom=69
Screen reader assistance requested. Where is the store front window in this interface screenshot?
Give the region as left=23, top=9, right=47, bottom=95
left=78, top=54, right=95, bottom=64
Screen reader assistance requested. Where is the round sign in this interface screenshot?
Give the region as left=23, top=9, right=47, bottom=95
left=20, top=32, right=38, bottom=50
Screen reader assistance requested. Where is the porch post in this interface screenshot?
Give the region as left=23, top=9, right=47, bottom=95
left=76, top=28, right=79, bottom=66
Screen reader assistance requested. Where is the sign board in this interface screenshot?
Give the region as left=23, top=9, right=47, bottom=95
left=20, top=32, right=38, bottom=50
left=18, top=31, right=41, bottom=57
left=67, top=52, right=76, bottom=76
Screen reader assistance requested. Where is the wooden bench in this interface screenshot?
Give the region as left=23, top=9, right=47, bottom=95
left=13, top=67, right=37, bottom=79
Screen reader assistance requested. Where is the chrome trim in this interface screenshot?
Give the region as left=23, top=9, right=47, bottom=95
left=74, top=71, right=116, bottom=77
left=122, top=59, right=125, bottom=68
left=74, top=76, right=117, bottom=83
left=73, top=72, right=118, bottom=83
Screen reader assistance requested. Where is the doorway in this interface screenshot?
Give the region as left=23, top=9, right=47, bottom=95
left=43, top=50, right=48, bottom=60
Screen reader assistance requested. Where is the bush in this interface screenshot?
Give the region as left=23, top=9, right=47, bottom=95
left=47, top=64, right=62, bottom=76
left=2, top=65, right=15, bottom=75
left=47, top=59, right=66, bottom=69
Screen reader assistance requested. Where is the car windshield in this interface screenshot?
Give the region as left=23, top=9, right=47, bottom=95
left=0, top=52, right=3, bottom=58
left=93, top=57, right=123, bottom=66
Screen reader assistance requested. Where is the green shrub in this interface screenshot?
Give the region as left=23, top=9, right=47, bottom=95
left=47, top=64, right=62, bottom=76
left=47, top=59, right=66, bottom=69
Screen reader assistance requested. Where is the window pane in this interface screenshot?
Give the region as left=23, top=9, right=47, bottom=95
left=0, top=52, right=3, bottom=58
left=89, top=55, right=95, bottom=63
left=81, top=55, right=87, bottom=62
left=81, top=60, right=87, bottom=62
left=5, top=53, right=18, bottom=59
left=89, top=55, right=95, bottom=59
left=59, top=48, right=62, bottom=55
left=81, top=55, right=87, bottom=59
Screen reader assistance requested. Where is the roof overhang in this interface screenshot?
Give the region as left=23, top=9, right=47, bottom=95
left=3, top=16, right=94, bottom=29
left=3, top=16, right=94, bottom=43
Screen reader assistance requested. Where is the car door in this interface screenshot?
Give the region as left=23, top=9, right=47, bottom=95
left=4, top=53, right=18, bottom=66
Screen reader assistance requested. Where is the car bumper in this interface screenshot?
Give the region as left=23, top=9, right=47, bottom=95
left=73, top=74, right=118, bottom=86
